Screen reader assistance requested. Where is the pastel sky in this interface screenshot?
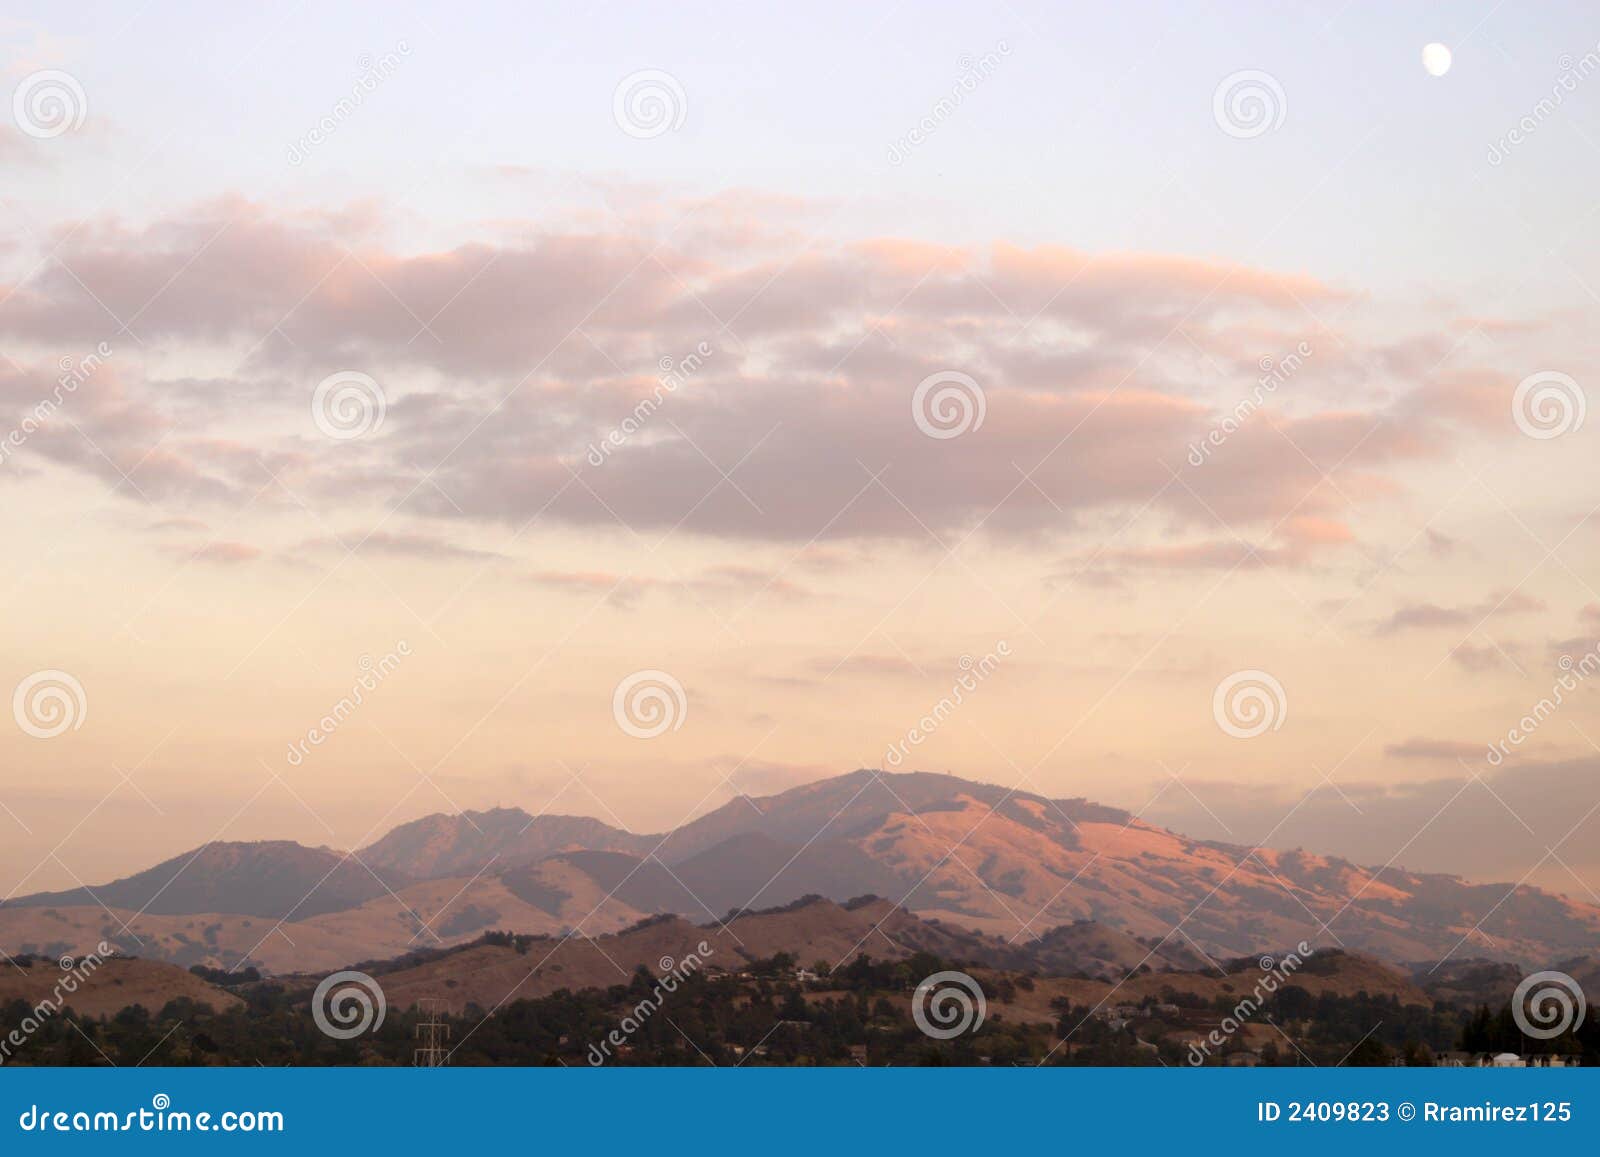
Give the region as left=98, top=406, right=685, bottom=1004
left=3, top=2, right=1599, bottom=901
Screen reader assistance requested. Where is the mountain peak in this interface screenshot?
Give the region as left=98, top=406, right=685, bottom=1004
left=5, top=839, right=387, bottom=920
left=358, top=808, right=648, bottom=878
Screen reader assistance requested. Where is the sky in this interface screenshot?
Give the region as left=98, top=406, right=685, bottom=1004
left=2, top=1, right=1599, bottom=902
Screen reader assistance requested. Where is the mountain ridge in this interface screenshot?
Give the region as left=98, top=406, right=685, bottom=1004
left=4, top=768, right=1596, bottom=972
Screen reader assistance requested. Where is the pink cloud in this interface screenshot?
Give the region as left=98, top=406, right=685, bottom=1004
left=0, top=198, right=1537, bottom=561
left=165, top=539, right=261, bottom=564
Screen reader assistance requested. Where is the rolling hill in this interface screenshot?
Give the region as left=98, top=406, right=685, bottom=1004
left=0, top=953, right=239, bottom=1020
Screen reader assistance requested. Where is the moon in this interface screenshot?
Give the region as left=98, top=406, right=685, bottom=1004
left=1423, top=43, right=1452, bottom=77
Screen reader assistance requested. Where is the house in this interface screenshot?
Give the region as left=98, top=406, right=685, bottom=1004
left=1527, top=1054, right=1580, bottom=1068
left=794, top=968, right=820, bottom=982
left=1435, top=1051, right=1579, bottom=1068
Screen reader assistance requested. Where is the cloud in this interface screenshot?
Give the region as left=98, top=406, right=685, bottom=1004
left=1137, top=757, right=1600, bottom=891
left=1452, top=642, right=1508, bottom=672
left=0, top=353, right=302, bottom=507
left=1547, top=605, right=1600, bottom=664
left=0, top=126, right=54, bottom=169
left=1079, top=514, right=1357, bottom=575
left=1382, top=604, right=1476, bottom=632
left=1385, top=737, right=1485, bottom=760
left=302, top=530, right=508, bottom=563
left=695, top=563, right=810, bottom=601
left=1376, top=589, right=1546, bottom=636
left=809, top=654, right=922, bottom=678
left=529, top=564, right=811, bottom=609
left=720, top=759, right=841, bottom=798
left=528, top=570, right=657, bottom=608
left=164, top=539, right=261, bottom=564
left=0, top=197, right=1533, bottom=558
left=1425, top=529, right=1459, bottom=557
left=1402, top=369, right=1513, bottom=433
left=146, top=516, right=211, bottom=533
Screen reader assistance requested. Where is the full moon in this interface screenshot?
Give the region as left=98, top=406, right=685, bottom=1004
left=1423, top=42, right=1452, bottom=77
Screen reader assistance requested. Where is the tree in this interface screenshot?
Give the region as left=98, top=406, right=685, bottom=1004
left=1345, top=1036, right=1391, bottom=1066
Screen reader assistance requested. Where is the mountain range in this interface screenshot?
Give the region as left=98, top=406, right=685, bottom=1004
left=3, top=769, right=1596, bottom=973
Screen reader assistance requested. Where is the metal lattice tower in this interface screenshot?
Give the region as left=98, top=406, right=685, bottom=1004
left=413, top=999, right=450, bottom=1067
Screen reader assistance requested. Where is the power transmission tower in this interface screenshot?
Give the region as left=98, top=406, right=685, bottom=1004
left=414, top=999, right=450, bottom=1067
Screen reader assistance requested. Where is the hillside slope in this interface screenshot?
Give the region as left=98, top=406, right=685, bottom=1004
left=7, top=769, right=1599, bottom=972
